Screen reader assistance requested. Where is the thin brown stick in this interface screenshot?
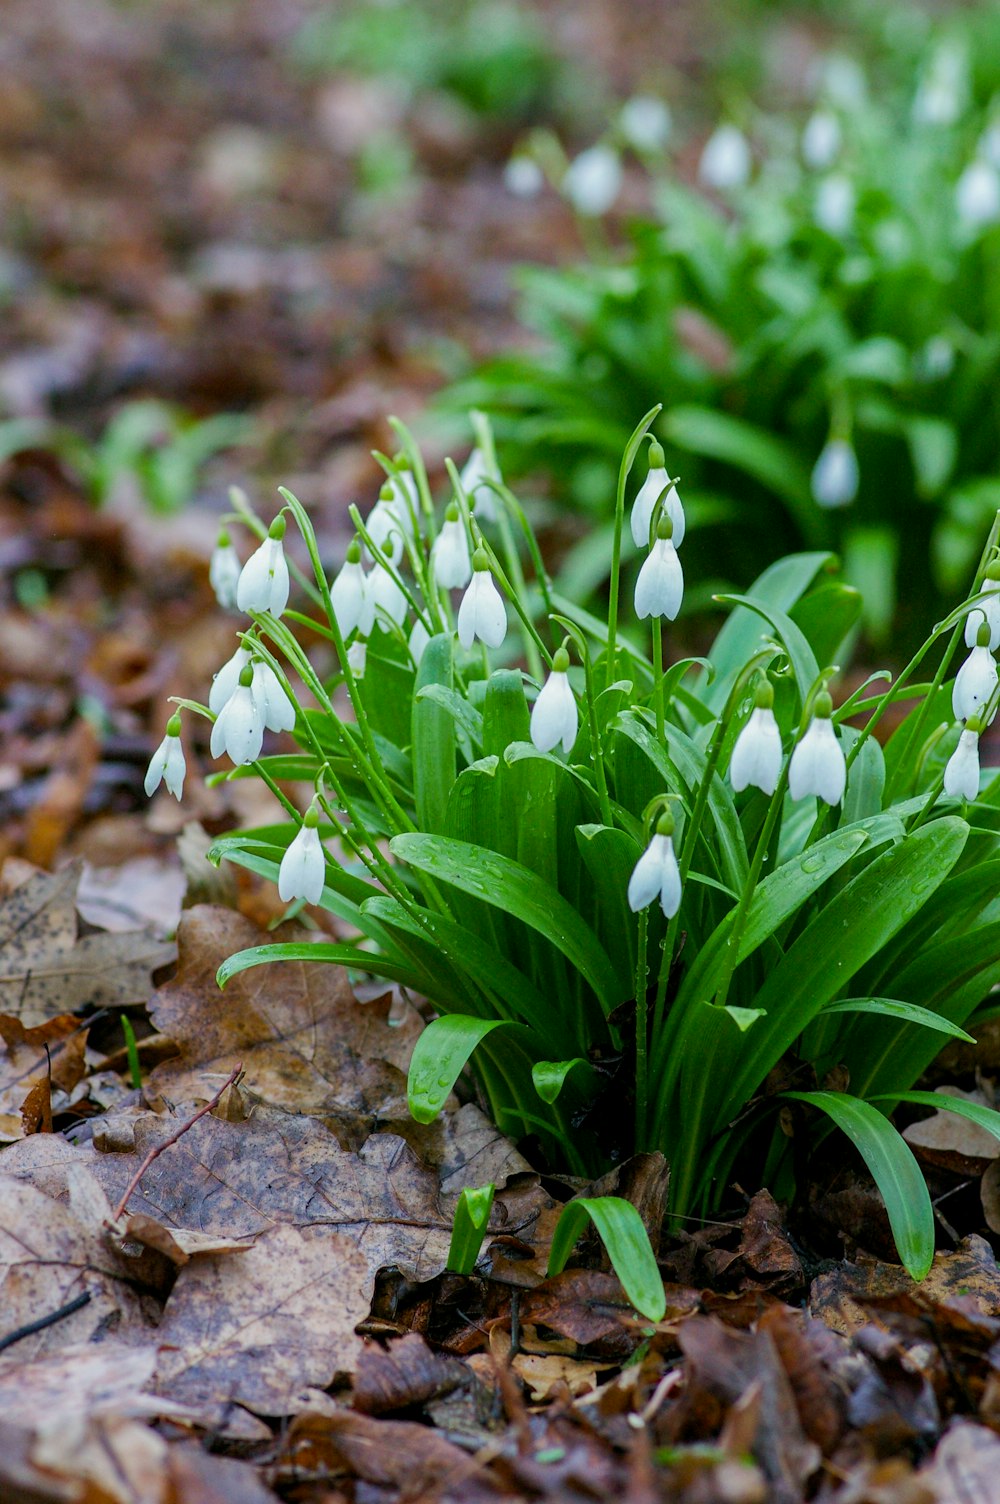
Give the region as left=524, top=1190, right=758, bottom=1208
left=109, top=1063, right=243, bottom=1224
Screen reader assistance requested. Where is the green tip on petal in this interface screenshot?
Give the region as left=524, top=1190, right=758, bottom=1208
left=552, top=646, right=570, bottom=673
left=238, top=664, right=255, bottom=688
left=166, top=713, right=182, bottom=738
left=648, top=440, right=665, bottom=469
left=445, top=500, right=460, bottom=522
left=655, top=807, right=675, bottom=838
left=395, top=454, right=412, bottom=472
left=977, top=621, right=992, bottom=647
left=754, top=677, right=774, bottom=710
left=268, top=514, right=287, bottom=540
left=304, top=806, right=320, bottom=829
left=379, top=482, right=394, bottom=502
left=217, top=528, right=230, bottom=547
left=655, top=512, right=674, bottom=541
left=967, top=715, right=985, bottom=735
left=346, top=538, right=362, bottom=564
left=814, top=690, right=833, bottom=719
left=472, top=546, right=491, bottom=572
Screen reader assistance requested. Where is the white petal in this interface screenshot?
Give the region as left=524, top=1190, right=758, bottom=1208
left=802, top=110, right=841, bottom=169
left=627, top=834, right=671, bottom=913
left=252, top=661, right=295, bottom=733
left=657, top=838, right=682, bottom=918
left=364, top=501, right=405, bottom=566
left=214, top=685, right=264, bottom=765
left=530, top=671, right=578, bottom=754
left=409, top=618, right=430, bottom=667
left=957, top=161, right=1000, bottom=228
left=953, top=645, right=999, bottom=722
left=811, top=439, right=858, bottom=508
left=730, top=707, right=782, bottom=795
left=237, top=537, right=288, bottom=616
left=944, top=730, right=981, bottom=800
left=144, top=736, right=170, bottom=797
left=209, top=545, right=242, bottom=610
left=788, top=718, right=845, bottom=805
left=432, top=521, right=472, bottom=590
left=965, top=597, right=1000, bottom=651
left=372, top=566, right=407, bottom=628
left=210, top=646, right=252, bottom=715
left=630, top=469, right=685, bottom=550
left=634, top=539, right=683, bottom=620
left=562, top=144, right=622, bottom=216
left=278, top=825, right=326, bottom=904
left=331, top=560, right=367, bottom=638
left=347, top=639, right=367, bottom=677
left=162, top=737, right=187, bottom=800
left=458, top=573, right=506, bottom=648
left=699, top=124, right=751, bottom=190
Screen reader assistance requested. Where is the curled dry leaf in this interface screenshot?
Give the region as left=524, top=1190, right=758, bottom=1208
left=0, top=1012, right=84, bottom=1143
left=902, top=1086, right=1000, bottom=1175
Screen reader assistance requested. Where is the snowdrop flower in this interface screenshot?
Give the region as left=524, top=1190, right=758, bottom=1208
left=365, top=484, right=407, bottom=567
left=801, top=110, right=841, bottom=170
left=980, top=121, right=1000, bottom=170
left=530, top=646, right=578, bottom=755
left=237, top=515, right=289, bottom=617
left=457, top=548, right=507, bottom=649
left=619, top=95, right=672, bottom=153
left=698, top=124, right=751, bottom=191
left=562, top=144, right=622, bottom=217
left=347, top=638, right=367, bottom=678
left=811, top=437, right=859, bottom=509
left=210, top=663, right=264, bottom=765
left=965, top=569, right=1000, bottom=650
left=460, top=446, right=499, bottom=523
left=504, top=153, right=544, bottom=198
left=144, top=713, right=185, bottom=800
left=915, top=334, right=955, bottom=382
left=251, top=659, right=296, bottom=734
left=635, top=516, right=683, bottom=622
left=409, top=617, right=430, bottom=668
left=432, top=503, right=472, bottom=590
left=630, top=441, right=685, bottom=549
left=627, top=810, right=681, bottom=919
left=371, top=561, right=408, bottom=628
left=278, top=806, right=326, bottom=905
left=730, top=680, right=782, bottom=796
left=953, top=621, right=998, bottom=723
left=956, top=160, right=1000, bottom=229
left=815, top=174, right=855, bottom=236
left=788, top=693, right=846, bottom=805
left=209, top=644, right=252, bottom=715
left=331, top=540, right=375, bottom=639
left=944, top=719, right=982, bottom=801
left=209, top=529, right=241, bottom=611
left=913, top=41, right=968, bottom=126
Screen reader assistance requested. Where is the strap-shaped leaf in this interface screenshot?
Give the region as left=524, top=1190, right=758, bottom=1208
left=870, top=1091, right=1000, bottom=1145
left=705, top=552, right=833, bottom=710
left=532, top=1058, right=597, bottom=1104
left=408, top=1015, right=509, bottom=1124
left=412, top=633, right=456, bottom=835
left=447, top=1184, right=496, bottom=1275
left=547, top=1196, right=666, bottom=1322
left=785, top=1091, right=934, bottom=1281
left=821, top=998, right=974, bottom=1042
left=217, top=940, right=430, bottom=992
left=714, top=593, right=820, bottom=710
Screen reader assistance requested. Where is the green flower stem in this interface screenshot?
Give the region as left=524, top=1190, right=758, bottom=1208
left=634, top=909, right=649, bottom=1150
left=389, top=416, right=437, bottom=537
left=651, top=622, right=665, bottom=743
left=551, top=614, right=613, bottom=827
left=226, top=487, right=324, bottom=610
left=283, top=609, right=336, bottom=643
left=606, top=405, right=662, bottom=693
left=477, top=536, right=551, bottom=678
left=713, top=763, right=791, bottom=1013
left=348, top=504, right=432, bottom=629
left=487, top=479, right=557, bottom=626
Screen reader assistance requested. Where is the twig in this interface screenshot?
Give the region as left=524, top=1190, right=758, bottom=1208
left=109, top=1063, right=243, bottom=1224
left=0, top=1291, right=91, bottom=1353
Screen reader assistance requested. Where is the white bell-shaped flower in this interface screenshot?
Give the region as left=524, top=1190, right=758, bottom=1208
left=619, top=95, right=671, bottom=153
left=956, top=160, right=1000, bottom=228
left=530, top=647, right=578, bottom=755
left=432, top=503, right=472, bottom=590
left=389, top=465, right=420, bottom=533
left=698, top=123, right=751, bottom=190
left=802, top=110, right=842, bottom=170
left=365, top=485, right=407, bottom=567
left=953, top=623, right=999, bottom=723
left=210, top=663, right=264, bottom=765
left=331, top=541, right=375, bottom=639
left=371, top=562, right=408, bottom=628
left=635, top=516, right=683, bottom=621
left=209, top=644, right=252, bottom=715
left=965, top=576, right=1000, bottom=650
left=811, top=437, right=859, bottom=508
left=236, top=516, right=289, bottom=617
left=630, top=441, right=685, bottom=549
left=409, top=617, right=430, bottom=668
left=944, top=722, right=982, bottom=801
left=251, top=659, right=296, bottom=734
left=209, top=529, right=241, bottom=611
left=730, top=681, right=782, bottom=796
left=562, top=144, right=622, bottom=217
left=457, top=549, right=507, bottom=649
left=814, top=174, right=855, bottom=236
left=347, top=638, right=367, bottom=678
left=504, top=154, right=545, bottom=198
left=459, top=446, right=499, bottom=522
left=627, top=812, right=681, bottom=919
left=278, top=807, right=326, bottom=905
left=788, top=693, right=846, bottom=805
left=144, top=713, right=186, bottom=800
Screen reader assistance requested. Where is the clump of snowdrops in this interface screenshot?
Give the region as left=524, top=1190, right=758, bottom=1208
left=149, top=409, right=1000, bottom=1282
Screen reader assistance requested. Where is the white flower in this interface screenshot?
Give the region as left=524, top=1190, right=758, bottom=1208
left=620, top=95, right=671, bottom=153
left=788, top=696, right=846, bottom=805
left=980, top=122, right=1000, bottom=169
left=966, top=584, right=1000, bottom=650
left=460, top=446, right=499, bottom=522
left=627, top=829, right=681, bottom=919
left=956, top=160, right=1000, bottom=228
left=278, top=814, right=326, bottom=905
left=371, top=563, right=407, bottom=628
left=530, top=651, right=578, bottom=755
left=144, top=715, right=185, bottom=800
left=811, top=437, right=859, bottom=509
left=698, top=124, right=751, bottom=190
left=913, top=41, right=967, bottom=126
left=251, top=659, right=296, bottom=734
left=504, top=154, right=544, bottom=198
left=802, top=110, right=841, bottom=170
left=457, top=553, right=507, bottom=649
left=210, top=668, right=264, bottom=765
left=432, top=508, right=472, bottom=590
left=365, top=488, right=407, bottom=566
left=409, top=617, right=430, bottom=667
left=730, top=701, right=782, bottom=796
left=562, top=144, right=622, bottom=217
left=236, top=518, right=289, bottom=617
left=944, top=726, right=981, bottom=801
left=915, top=335, right=955, bottom=381
left=630, top=445, right=685, bottom=549
left=209, top=531, right=241, bottom=610
left=347, top=638, right=367, bottom=677
left=331, top=547, right=375, bottom=639
left=634, top=533, right=683, bottom=621
left=953, top=637, right=998, bottom=723
left=209, top=645, right=252, bottom=715
left=815, top=174, right=855, bottom=236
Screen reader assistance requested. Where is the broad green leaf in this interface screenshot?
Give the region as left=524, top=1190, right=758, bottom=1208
left=661, top=405, right=815, bottom=523
left=447, top=1184, right=496, bottom=1276
left=714, top=593, right=820, bottom=710
left=819, top=998, right=975, bottom=1042
left=482, top=669, right=530, bottom=756
left=841, top=732, right=886, bottom=827
left=216, top=940, right=433, bottom=993
left=575, top=824, right=641, bottom=981
left=842, top=526, right=898, bottom=644
left=784, top=1091, right=934, bottom=1281
left=532, top=1057, right=597, bottom=1104
left=412, top=633, right=456, bottom=835
left=407, top=1014, right=509, bottom=1124
left=789, top=580, right=863, bottom=670
left=547, top=1196, right=666, bottom=1322
left=416, top=682, right=483, bottom=750
left=705, top=553, right=834, bottom=712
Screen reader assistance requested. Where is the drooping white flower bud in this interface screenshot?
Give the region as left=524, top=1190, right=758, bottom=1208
left=965, top=568, right=1000, bottom=650
left=627, top=810, right=681, bottom=918
left=432, top=503, right=472, bottom=590
left=788, top=693, right=846, bottom=805
left=953, top=623, right=999, bottom=723
left=209, top=529, right=241, bottom=611
left=619, top=95, right=672, bottom=153
left=698, top=124, right=751, bottom=190
left=530, top=646, right=578, bottom=755
left=459, top=446, right=499, bottom=523
left=630, top=441, right=685, bottom=549
left=457, top=549, right=507, bottom=649
left=144, top=713, right=186, bottom=800
left=331, top=540, right=375, bottom=639
left=811, top=437, right=859, bottom=509
left=562, top=144, right=622, bottom=217
left=236, top=515, right=289, bottom=617
left=278, top=806, right=326, bottom=905
left=209, top=645, right=253, bottom=715
left=801, top=109, right=842, bottom=170
left=371, top=561, right=408, bottom=628
left=730, top=680, right=782, bottom=796
left=210, top=663, right=264, bottom=765
left=504, top=153, right=545, bottom=198
left=634, top=516, right=683, bottom=621
left=365, top=484, right=406, bottom=567
left=814, top=174, right=855, bottom=236
left=251, top=659, right=296, bottom=734
left=409, top=617, right=430, bottom=668
left=944, top=721, right=982, bottom=801
left=347, top=638, right=368, bottom=678
left=956, top=160, right=1000, bottom=228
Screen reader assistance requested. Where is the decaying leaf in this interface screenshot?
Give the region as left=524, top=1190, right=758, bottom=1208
left=902, top=1086, right=1000, bottom=1174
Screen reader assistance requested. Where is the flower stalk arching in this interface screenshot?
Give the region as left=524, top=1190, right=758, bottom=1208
left=607, top=404, right=663, bottom=692
left=550, top=613, right=613, bottom=827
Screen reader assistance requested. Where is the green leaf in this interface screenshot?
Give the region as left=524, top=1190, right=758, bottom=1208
left=407, top=1014, right=509, bottom=1124
left=820, top=998, right=975, bottom=1043
left=447, top=1184, right=496, bottom=1276
left=870, top=1091, right=1000, bottom=1145
left=784, top=1092, right=934, bottom=1281
left=547, top=1196, right=666, bottom=1322
left=532, top=1057, right=596, bottom=1104
left=416, top=682, right=483, bottom=750
left=412, top=634, right=457, bottom=834
left=714, top=593, right=820, bottom=710
left=789, top=580, right=863, bottom=669
left=705, top=553, right=834, bottom=712
left=217, top=941, right=425, bottom=991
